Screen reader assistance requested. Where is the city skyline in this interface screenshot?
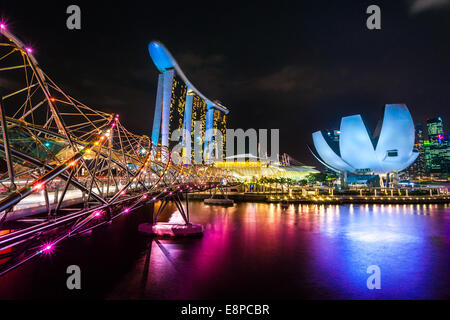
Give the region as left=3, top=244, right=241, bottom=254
left=0, top=1, right=449, bottom=164
left=0, top=1, right=449, bottom=304
left=317, top=112, right=449, bottom=180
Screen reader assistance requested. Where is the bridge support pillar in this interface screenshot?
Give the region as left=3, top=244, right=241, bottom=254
left=138, top=194, right=203, bottom=237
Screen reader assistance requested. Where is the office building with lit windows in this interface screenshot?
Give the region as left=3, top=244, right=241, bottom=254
left=427, top=117, right=444, bottom=140
left=408, top=123, right=426, bottom=178
left=422, top=117, right=449, bottom=178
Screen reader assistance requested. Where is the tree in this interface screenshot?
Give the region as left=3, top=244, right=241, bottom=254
left=306, top=173, right=327, bottom=184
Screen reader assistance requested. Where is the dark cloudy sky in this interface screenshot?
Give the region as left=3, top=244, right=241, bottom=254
left=1, top=0, right=449, bottom=165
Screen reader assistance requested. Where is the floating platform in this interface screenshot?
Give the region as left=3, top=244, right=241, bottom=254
left=138, top=222, right=204, bottom=237
left=203, top=198, right=234, bottom=206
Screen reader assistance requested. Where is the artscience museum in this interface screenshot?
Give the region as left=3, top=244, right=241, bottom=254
left=312, top=104, right=419, bottom=182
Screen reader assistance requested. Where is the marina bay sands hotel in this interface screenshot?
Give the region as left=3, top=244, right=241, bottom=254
left=147, top=42, right=321, bottom=182
left=148, top=41, right=229, bottom=163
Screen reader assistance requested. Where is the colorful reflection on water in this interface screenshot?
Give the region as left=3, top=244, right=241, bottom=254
left=0, top=202, right=449, bottom=299
left=109, top=202, right=450, bottom=300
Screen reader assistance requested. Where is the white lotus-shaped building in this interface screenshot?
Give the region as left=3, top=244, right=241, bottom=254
left=312, top=104, right=419, bottom=174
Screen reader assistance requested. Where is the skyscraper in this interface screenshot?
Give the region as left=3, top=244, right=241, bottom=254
left=427, top=117, right=444, bottom=141
left=408, top=123, right=426, bottom=178
left=423, top=117, right=449, bottom=179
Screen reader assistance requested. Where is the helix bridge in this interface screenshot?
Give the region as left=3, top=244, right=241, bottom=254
left=0, top=26, right=235, bottom=276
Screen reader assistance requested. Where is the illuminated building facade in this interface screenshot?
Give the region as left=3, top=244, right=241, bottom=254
left=213, top=108, right=227, bottom=158
left=214, top=154, right=319, bottom=181
left=311, top=104, right=419, bottom=185
left=408, top=123, right=426, bottom=178
left=422, top=117, right=449, bottom=178
left=424, top=140, right=448, bottom=176
left=427, top=117, right=444, bottom=140
left=148, top=41, right=229, bottom=163
left=405, top=117, right=450, bottom=180
left=168, top=75, right=187, bottom=149
left=190, top=95, right=207, bottom=159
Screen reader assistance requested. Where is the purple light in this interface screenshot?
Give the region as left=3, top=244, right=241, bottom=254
left=25, top=47, right=33, bottom=54
left=94, top=210, right=102, bottom=217
left=124, top=208, right=130, bottom=213
left=41, top=243, right=54, bottom=254
left=0, top=23, right=5, bottom=30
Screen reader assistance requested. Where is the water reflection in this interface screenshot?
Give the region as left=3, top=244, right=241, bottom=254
left=0, top=202, right=448, bottom=300
left=106, top=202, right=450, bottom=300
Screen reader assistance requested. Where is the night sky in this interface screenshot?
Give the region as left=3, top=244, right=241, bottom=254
left=1, top=0, right=449, bottom=166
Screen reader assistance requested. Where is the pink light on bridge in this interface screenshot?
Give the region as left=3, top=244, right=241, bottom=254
left=0, top=23, right=6, bottom=30
left=41, top=243, right=54, bottom=254
left=25, top=47, right=33, bottom=54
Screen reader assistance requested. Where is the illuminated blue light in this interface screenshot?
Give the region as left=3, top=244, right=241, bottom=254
left=148, top=41, right=229, bottom=115
left=148, top=42, right=175, bottom=72
left=312, top=104, right=418, bottom=174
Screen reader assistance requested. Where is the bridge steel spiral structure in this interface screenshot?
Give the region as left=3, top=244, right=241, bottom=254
left=0, top=26, right=233, bottom=276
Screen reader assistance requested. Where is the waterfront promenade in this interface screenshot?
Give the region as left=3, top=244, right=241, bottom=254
left=191, top=187, right=450, bottom=204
